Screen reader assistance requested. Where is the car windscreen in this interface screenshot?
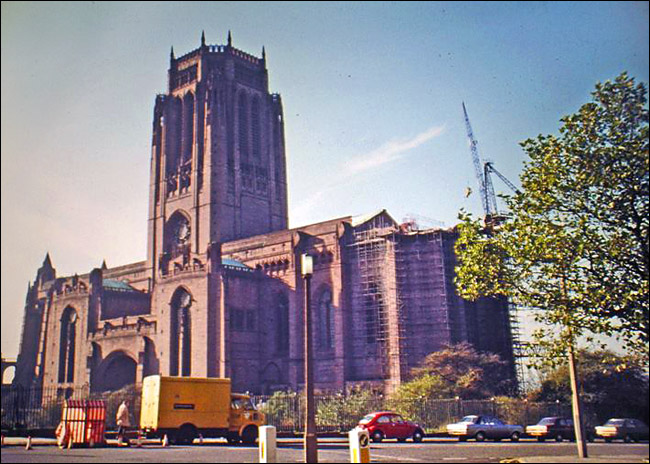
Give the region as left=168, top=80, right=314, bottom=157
left=244, top=398, right=257, bottom=410
left=359, top=414, right=375, bottom=424
left=460, top=416, right=478, bottom=423
left=538, top=418, right=557, bottom=425
left=604, top=419, right=626, bottom=426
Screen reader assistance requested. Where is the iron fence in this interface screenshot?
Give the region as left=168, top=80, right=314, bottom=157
left=2, top=385, right=593, bottom=435
left=251, top=393, right=576, bottom=434
left=1, top=385, right=141, bottom=432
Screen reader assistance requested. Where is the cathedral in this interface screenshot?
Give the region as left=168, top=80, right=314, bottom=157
left=14, top=33, right=515, bottom=395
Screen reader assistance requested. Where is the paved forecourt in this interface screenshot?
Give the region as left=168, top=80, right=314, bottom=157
left=1, top=437, right=648, bottom=463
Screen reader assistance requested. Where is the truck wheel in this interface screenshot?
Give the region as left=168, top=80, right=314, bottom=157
left=227, top=434, right=241, bottom=445
left=178, top=424, right=197, bottom=445
left=241, top=426, right=258, bottom=445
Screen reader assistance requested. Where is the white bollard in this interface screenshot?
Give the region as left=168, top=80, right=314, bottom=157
left=259, top=425, right=277, bottom=463
left=349, top=427, right=370, bottom=463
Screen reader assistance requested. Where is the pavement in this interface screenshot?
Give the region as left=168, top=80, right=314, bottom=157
left=503, top=457, right=649, bottom=463
left=2, top=436, right=648, bottom=463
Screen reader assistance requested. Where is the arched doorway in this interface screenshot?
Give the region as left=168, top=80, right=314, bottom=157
left=96, top=351, right=137, bottom=392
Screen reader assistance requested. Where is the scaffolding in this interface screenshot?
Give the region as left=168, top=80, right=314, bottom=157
left=348, top=218, right=406, bottom=393
left=508, top=303, right=529, bottom=393
left=394, top=230, right=457, bottom=369
left=348, top=216, right=523, bottom=394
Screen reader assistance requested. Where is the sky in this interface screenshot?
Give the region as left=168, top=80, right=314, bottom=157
left=2, top=1, right=649, bottom=362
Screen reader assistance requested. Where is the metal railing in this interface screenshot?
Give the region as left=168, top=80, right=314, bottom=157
left=2, top=385, right=590, bottom=435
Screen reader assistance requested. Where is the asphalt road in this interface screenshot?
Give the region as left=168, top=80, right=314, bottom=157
left=1, top=438, right=649, bottom=463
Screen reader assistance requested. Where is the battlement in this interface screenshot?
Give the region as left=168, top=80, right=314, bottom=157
left=173, top=42, right=264, bottom=68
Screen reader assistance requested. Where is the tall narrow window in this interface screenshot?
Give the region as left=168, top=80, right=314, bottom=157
left=170, top=288, right=192, bottom=376
left=238, top=93, right=249, bottom=160
left=58, top=307, right=77, bottom=383
left=365, top=282, right=384, bottom=344
left=276, top=293, right=289, bottom=353
left=251, top=97, right=261, bottom=161
left=318, top=288, right=335, bottom=349
left=182, top=93, right=194, bottom=164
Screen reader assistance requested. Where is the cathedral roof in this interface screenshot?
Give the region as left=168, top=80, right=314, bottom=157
left=221, top=257, right=251, bottom=271
left=102, top=279, right=139, bottom=292
left=350, top=209, right=397, bottom=228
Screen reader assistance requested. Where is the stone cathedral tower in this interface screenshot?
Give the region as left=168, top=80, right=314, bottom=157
left=147, top=31, right=288, bottom=280
left=146, top=32, right=289, bottom=379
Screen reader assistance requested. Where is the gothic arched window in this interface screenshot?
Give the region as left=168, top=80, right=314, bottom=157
left=318, top=288, right=335, bottom=350
left=166, top=210, right=191, bottom=260
left=58, top=307, right=77, bottom=383
left=182, top=92, right=195, bottom=164
left=276, top=293, right=289, bottom=353
left=170, top=288, right=192, bottom=377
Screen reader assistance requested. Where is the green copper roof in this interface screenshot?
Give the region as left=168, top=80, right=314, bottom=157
left=103, top=279, right=138, bottom=292
left=222, top=257, right=251, bottom=270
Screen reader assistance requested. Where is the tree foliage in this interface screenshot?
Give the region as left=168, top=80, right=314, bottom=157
left=455, top=73, right=649, bottom=359
left=398, top=343, right=515, bottom=400
left=528, top=349, right=649, bottom=424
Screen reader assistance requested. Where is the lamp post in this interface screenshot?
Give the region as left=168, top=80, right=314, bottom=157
left=301, top=253, right=317, bottom=463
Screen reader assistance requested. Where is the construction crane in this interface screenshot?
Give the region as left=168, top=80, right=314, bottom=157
left=462, top=102, right=489, bottom=215
left=462, top=103, right=520, bottom=218
left=463, top=103, right=528, bottom=393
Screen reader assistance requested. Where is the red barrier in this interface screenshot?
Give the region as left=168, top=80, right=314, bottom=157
left=62, top=400, right=106, bottom=447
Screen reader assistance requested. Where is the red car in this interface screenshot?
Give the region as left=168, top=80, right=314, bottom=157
left=358, top=411, right=425, bottom=443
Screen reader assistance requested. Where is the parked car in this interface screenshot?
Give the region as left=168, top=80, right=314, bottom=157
left=447, top=415, right=524, bottom=442
left=526, top=417, right=575, bottom=442
left=595, top=418, right=649, bottom=443
left=357, top=411, right=425, bottom=443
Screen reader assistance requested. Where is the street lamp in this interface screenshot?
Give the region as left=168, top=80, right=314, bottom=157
left=301, top=253, right=317, bottom=463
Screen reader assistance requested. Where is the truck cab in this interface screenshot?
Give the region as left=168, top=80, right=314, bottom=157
left=228, top=394, right=264, bottom=444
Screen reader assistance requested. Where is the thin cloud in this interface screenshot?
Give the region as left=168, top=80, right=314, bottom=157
left=344, top=124, right=446, bottom=176
left=291, top=124, right=446, bottom=226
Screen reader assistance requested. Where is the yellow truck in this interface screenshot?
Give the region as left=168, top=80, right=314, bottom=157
left=140, top=375, right=265, bottom=445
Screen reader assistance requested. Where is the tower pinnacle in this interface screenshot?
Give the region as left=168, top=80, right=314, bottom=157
left=170, top=46, right=175, bottom=61
left=201, top=30, right=206, bottom=47
left=42, top=252, right=53, bottom=270
left=227, top=30, right=232, bottom=47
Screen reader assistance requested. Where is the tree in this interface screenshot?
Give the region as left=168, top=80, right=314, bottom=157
left=410, top=343, right=516, bottom=399
left=455, top=73, right=649, bottom=457
left=529, top=349, right=649, bottom=425
left=456, top=72, right=648, bottom=357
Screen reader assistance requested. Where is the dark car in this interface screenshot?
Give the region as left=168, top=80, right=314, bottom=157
left=358, top=411, right=425, bottom=443
left=595, top=418, right=649, bottom=443
left=526, top=417, right=575, bottom=442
